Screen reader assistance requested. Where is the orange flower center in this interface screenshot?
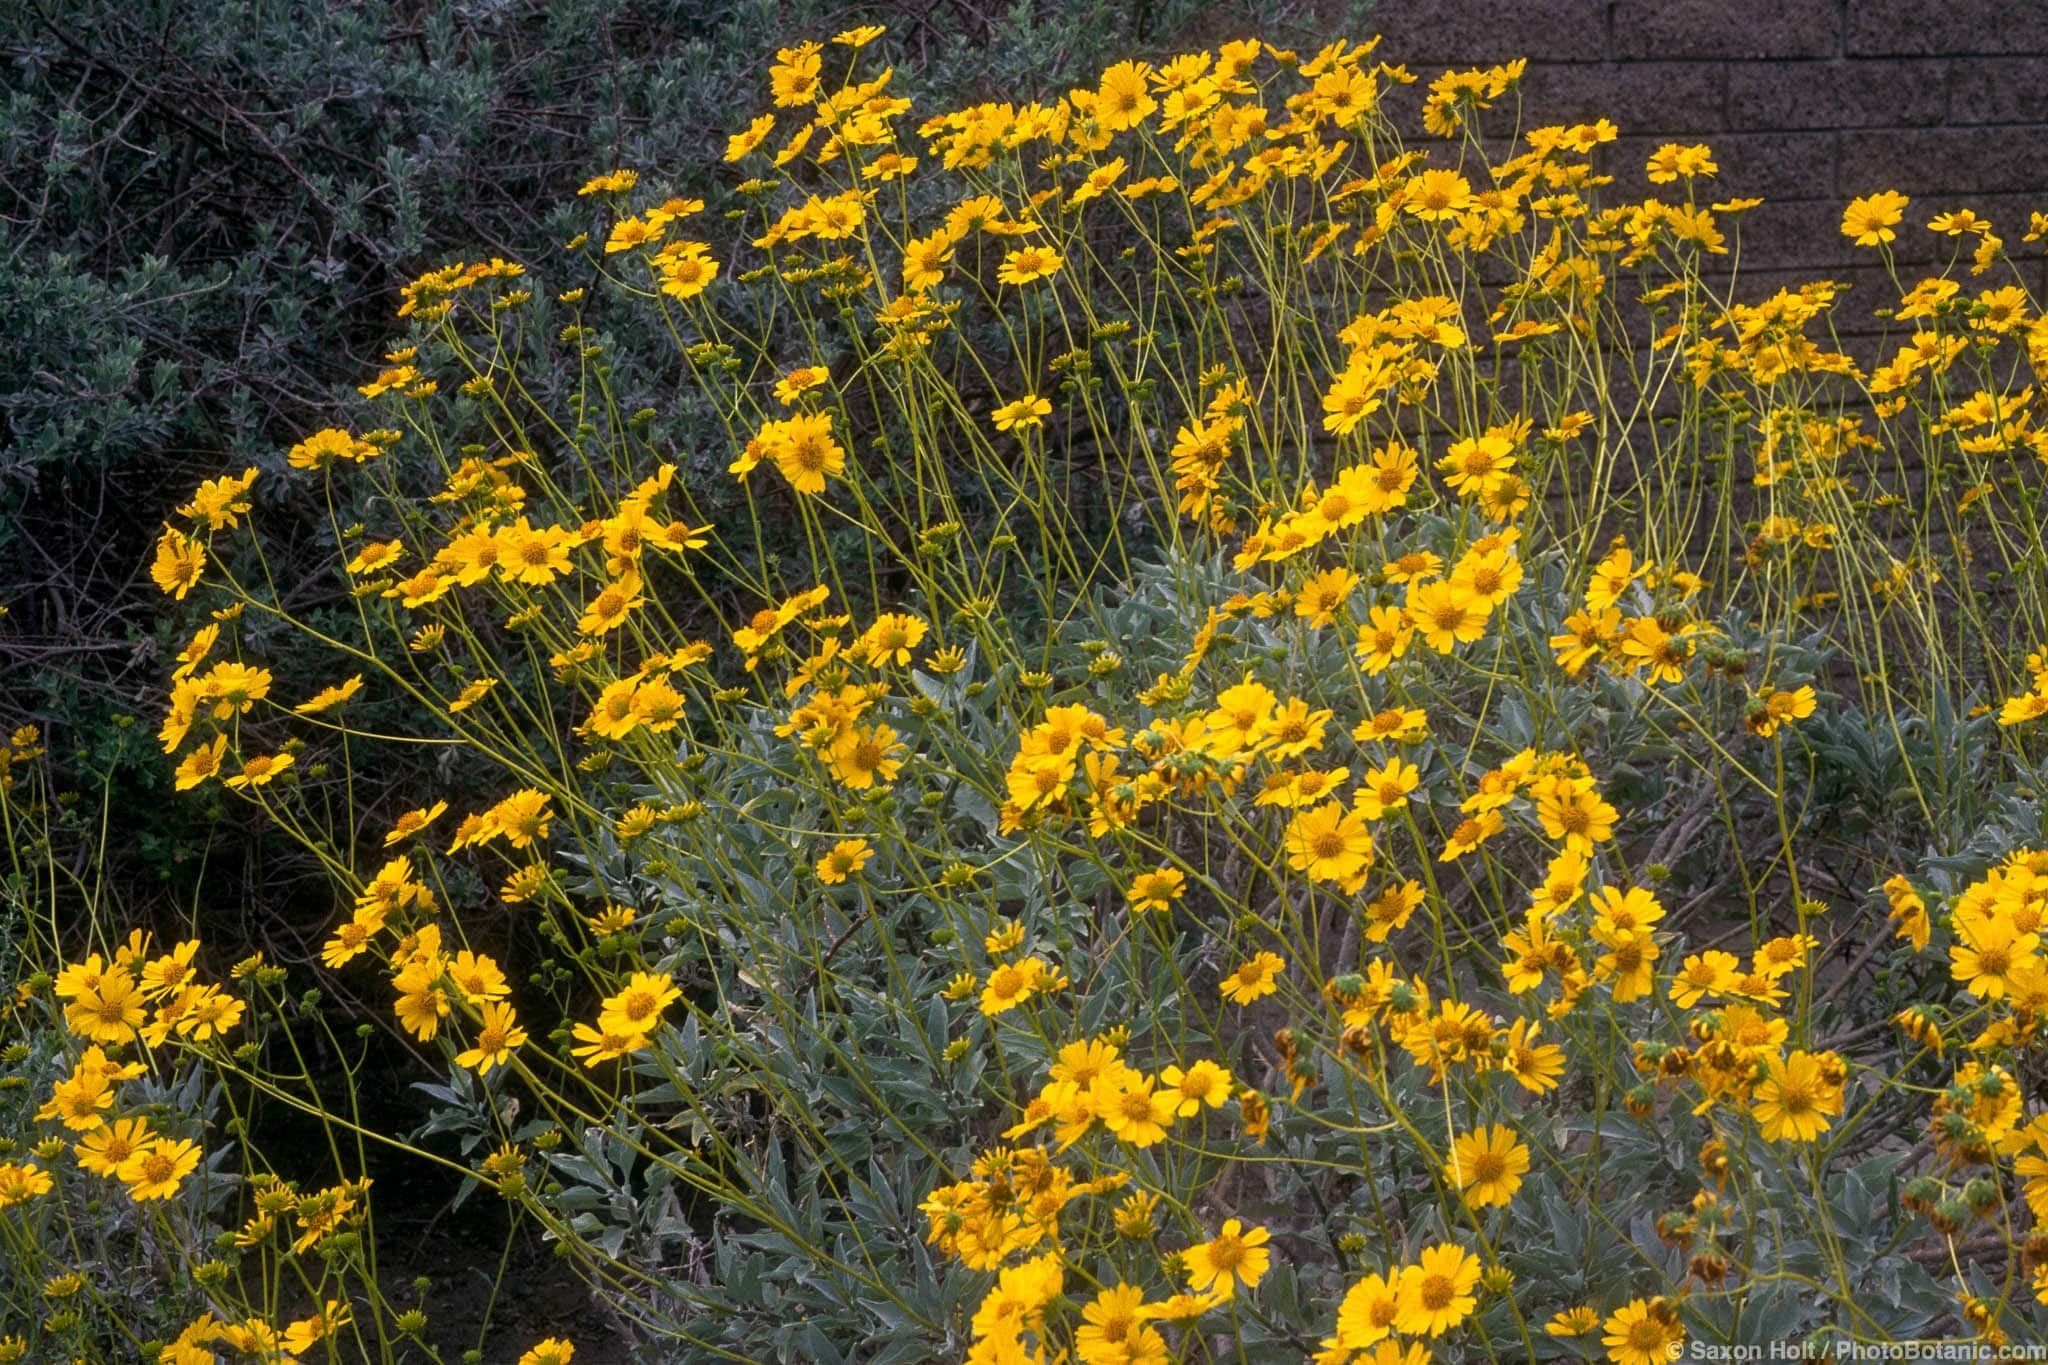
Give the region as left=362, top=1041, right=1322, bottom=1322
left=1205, top=1235, right=1245, bottom=1271
left=1628, top=1319, right=1667, bottom=1350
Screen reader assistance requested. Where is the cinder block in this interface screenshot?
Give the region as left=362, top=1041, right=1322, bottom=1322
left=1345, top=14, right=2048, bottom=296
left=1847, top=0, right=2041, bottom=57
left=1594, top=132, right=1837, bottom=201
left=1378, top=61, right=1723, bottom=143
left=1521, top=62, right=1728, bottom=134
left=1366, top=0, right=1609, bottom=63
left=1838, top=127, right=2048, bottom=196
left=1726, top=198, right=1859, bottom=270
left=1946, top=57, right=2048, bottom=125
left=1738, top=191, right=2048, bottom=272
left=1727, top=59, right=1948, bottom=128
left=1613, top=0, right=1839, bottom=59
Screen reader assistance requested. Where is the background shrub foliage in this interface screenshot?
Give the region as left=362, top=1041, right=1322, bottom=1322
left=0, top=0, right=1229, bottom=916
left=8, top=8, right=2048, bottom=1365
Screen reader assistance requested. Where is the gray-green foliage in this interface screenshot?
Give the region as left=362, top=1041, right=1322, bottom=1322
left=1, top=0, right=1225, bottom=487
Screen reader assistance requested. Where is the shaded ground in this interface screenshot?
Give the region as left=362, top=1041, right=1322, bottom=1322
left=384, top=1207, right=632, bottom=1362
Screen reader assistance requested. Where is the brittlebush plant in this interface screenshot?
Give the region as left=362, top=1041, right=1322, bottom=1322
left=8, top=24, right=2048, bottom=1364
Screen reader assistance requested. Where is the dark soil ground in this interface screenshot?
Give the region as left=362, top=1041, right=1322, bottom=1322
left=247, top=1017, right=636, bottom=1362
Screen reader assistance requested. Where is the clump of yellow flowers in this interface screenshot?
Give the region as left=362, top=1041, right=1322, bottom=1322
left=10, top=21, right=2048, bottom=1362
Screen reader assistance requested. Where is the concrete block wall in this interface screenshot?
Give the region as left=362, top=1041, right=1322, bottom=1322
left=1359, top=0, right=2048, bottom=317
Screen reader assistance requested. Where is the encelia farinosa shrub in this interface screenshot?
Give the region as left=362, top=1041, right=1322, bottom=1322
left=10, top=26, right=2048, bottom=1364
